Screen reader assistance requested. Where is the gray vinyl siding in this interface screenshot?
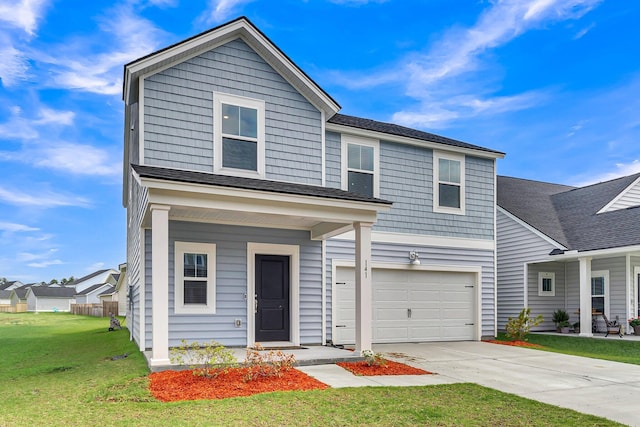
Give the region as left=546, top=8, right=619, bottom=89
left=142, top=38, right=323, bottom=185
left=127, top=174, right=147, bottom=348
left=496, top=208, right=562, bottom=330
left=325, top=239, right=496, bottom=341
left=608, top=180, right=640, bottom=211
left=526, top=262, right=566, bottom=331
left=143, top=222, right=322, bottom=349
left=327, top=136, right=496, bottom=240
left=325, top=131, right=341, bottom=189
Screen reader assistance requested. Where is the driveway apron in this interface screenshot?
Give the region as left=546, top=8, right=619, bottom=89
left=372, top=341, right=640, bottom=427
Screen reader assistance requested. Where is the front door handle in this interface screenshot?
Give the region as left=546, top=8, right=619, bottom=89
left=254, top=294, right=258, bottom=314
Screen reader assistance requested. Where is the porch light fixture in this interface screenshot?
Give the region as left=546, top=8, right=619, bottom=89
left=409, top=251, right=420, bottom=265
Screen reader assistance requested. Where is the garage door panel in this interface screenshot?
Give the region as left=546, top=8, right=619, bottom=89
left=334, top=267, right=476, bottom=344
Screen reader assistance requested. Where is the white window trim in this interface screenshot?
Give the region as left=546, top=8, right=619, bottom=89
left=433, top=151, right=466, bottom=215
left=246, top=242, right=300, bottom=346
left=538, top=272, right=555, bottom=296
left=341, top=134, right=380, bottom=197
left=591, top=270, right=610, bottom=317
left=213, top=92, right=265, bottom=178
left=174, top=241, right=216, bottom=314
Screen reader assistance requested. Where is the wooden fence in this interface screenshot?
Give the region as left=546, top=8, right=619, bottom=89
left=0, top=303, right=27, bottom=313
left=70, top=301, right=119, bottom=318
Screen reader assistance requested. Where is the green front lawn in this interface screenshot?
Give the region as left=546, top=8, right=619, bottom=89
left=0, top=313, right=622, bottom=426
left=499, top=332, right=640, bottom=365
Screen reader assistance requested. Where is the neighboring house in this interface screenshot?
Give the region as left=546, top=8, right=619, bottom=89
left=122, top=17, right=504, bottom=366
left=0, top=280, right=24, bottom=291
left=25, top=286, right=76, bottom=312
left=75, top=283, right=115, bottom=304
left=65, top=269, right=118, bottom=293
left=0, top=290, right=11, bottom=305
left=496, top=173, right=640, bottom=334
left=10, top=287, right=29, bottom=308
left=98, top=285, right=117, bottom=302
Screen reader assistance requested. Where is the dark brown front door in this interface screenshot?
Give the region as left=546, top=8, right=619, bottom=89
left=255, top=255, right=290, bottom=342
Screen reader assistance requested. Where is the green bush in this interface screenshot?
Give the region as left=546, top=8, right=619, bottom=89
left=505, top=308, right=543, bottom=341
left=170, top=339, right=238, bottom=378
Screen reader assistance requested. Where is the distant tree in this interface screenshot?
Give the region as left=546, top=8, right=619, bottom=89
left=49, top=279, right=59, bottom=285
left=0, top=277, right=6, bottom=285
left=61, top=276, right=75, bottom=285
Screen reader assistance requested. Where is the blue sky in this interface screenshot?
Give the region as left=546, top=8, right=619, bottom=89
left=0, top=0, right=638, bottom=283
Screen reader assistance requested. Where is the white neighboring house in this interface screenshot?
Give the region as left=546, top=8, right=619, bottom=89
left=0, top=280, right=24, bottom=291
left=26, top=286, right=76, bottom=312
left=100, top=263, right=127, bottom=316
left=0, top=290, right=11, bottom=305
left=75, top=283, right=115, bottom=304
left=65, top=269, right=118, bottom=293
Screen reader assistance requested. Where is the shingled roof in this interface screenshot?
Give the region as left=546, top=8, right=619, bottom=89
left=328, top=113, right=504, bottom=156
left=498, top=173, right=640, bottom=252
left=29, top=286, right=76, bottom=298
left=133, top=164, right=392, bottom=205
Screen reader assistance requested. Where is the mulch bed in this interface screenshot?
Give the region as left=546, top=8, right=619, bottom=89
left=336, top=359, right=432, bottom=376
left=149, top=367, right=328, bottom=402
left=486, top=339, right=544, bottom=348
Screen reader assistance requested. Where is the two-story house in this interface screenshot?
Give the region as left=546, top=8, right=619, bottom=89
left=122, top=17, right=504, bottom=367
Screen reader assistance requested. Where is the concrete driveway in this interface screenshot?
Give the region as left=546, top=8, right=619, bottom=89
left=371, top=341, right=640, bottom=427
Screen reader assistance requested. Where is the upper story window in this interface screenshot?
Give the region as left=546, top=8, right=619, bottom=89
left=341, top=135, right=379, bottom=197
left=214, top=92, right=265, bottom=178
left=433, top=151, right=465, bottom=215
left=174, top=241, right=216, bottom=314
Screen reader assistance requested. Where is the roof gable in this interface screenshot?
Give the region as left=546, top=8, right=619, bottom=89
left=597, top=174, right=640, bottom=214
left=498, top=173, right=640, bottom=252
left=123, top=16, right=339, bottom=117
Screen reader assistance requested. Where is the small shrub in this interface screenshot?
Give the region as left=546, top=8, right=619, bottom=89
left=361, top=349, right=386, bottom=367
left=170, top=339, right=238, bottom=378
left=505, top=308, right=543, bottom=341
left=552, top=309, right=570, bottom=331
left=243, top=343, right=296, bottom=382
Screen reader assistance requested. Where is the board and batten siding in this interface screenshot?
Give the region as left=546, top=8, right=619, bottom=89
left=496, top=208, right=562, bottom=330
left=325, top=239, right=496, bottom=341
left=142, top=38, right=323, bottom=185
left=143, top=222, right=322, bottom=349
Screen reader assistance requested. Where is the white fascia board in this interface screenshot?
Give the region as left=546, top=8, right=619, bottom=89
left=333, top=230, right=495, bottom=251
left=497, top=206, right=567, bottom=250
left=597, top=175, right=640, bottom=214
left=547, top=245, right=640, bottom=261
left=325, top=122, right=505, bottom=160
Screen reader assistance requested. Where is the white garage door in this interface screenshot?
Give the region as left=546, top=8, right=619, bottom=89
left=333, top=267, right=476, bottom=344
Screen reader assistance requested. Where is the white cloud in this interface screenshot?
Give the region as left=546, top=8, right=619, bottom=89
left=28, top=259, right=63, bottom=268
left=332, top=0, right=603, bottom=128
left=0, top=45, right=30, bottom=86
left=573, top=160, right=640, bottom=187
left=329, top=0, right=389, bottom=5
left=202, top=0, right=255, bottom=24
left=32, top=4, right=165, bottom=95
left=34, top=108, right=75, bottom=125
left=0, top=222, right=39, bottom=232
left=0, top=0, right=49, bottom=36
left=0, top=186, right=91, bottom=208
left=33, top=142, right=120, bottom=176
left=0, top=105, right=74, bottom=140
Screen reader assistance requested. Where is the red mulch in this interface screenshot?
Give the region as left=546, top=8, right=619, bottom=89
left=486, top=339, right=544, bottom=348
left=149, top=367, right=328, bottom=402
left=336, top=359, right=432, bottom=376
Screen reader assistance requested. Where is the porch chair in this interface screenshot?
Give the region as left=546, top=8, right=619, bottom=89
left=601, top=314, right=623, bottom=338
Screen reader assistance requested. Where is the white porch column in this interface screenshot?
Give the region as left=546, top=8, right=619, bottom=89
left=150, top=204, right=171, bottom=366
left=354, top=222, right=373, bottom=354
left=579, top=256, right=593, bottom=337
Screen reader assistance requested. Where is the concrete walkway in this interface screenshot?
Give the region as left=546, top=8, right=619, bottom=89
left=298, top=341, right=640, bottom=427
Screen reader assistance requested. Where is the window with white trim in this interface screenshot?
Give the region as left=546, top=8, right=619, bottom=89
left=591, top=271, right=607, bottom=315
left=341, top=135, right=379, bottom=197
left=538, top=272, right=555, bottom=296
left=214, top=92, right=265, bottom=177
left=174, top=242, right=216, bottom=314
left=433, top=151, right=465, bottom=214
